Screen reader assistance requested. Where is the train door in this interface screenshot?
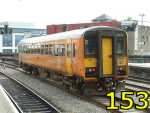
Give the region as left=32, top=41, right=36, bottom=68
left=66, top=40, right=73, bottom=75
left=102, top=37, right=113, bottom=76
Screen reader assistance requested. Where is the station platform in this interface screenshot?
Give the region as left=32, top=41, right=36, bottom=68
left=128, top=63, right=150, bottom=79
left=0, top=85, right=19, bottom=113
left=129, top=63, right=150, bottom=69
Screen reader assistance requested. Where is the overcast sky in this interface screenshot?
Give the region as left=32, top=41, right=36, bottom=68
left=0, top=0, right=149, bottom=28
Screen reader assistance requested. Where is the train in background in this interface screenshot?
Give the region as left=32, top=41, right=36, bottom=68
left=18, top=26, right=128, bottom=94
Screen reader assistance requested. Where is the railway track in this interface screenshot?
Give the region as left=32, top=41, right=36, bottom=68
left=125, top=78, right=150, bottom=112
left=0, top=72, right=60, bottom=113
left=128, top=76, right=150, bottom=84
left=1, top=61, right=149, bottom=113
left=46, top=79, right=136, bottom=113
left=126, top=66, right=150, bottom=91
left=38, top=76, right=122, bottom=113
left=129, top=66, right=150, bottom=80
left=0, top=61, right=18, bottom=68
left=126, top=77, right=150, bottom=92
left=0, top=61, right=125, bottom=113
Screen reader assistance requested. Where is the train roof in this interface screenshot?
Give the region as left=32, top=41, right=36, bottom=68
left=19, top=26, right=124, bottom=44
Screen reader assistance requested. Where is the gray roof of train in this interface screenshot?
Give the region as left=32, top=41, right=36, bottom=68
left=19, top=26, right=123, bottom=44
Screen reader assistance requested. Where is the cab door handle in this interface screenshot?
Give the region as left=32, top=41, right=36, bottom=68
left=108, top=55, right=112, bottom=58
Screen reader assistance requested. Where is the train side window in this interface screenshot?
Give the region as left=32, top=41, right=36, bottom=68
left=21, top=46, right=23, bottom=53
left=20, top=46, right=23, bottom=53
left=22, top=46, right=24, bottom=53
left=18, top=46, right=20, bottom=53
left=32, top=45, right=35, bottom=54
left=54, top=44, right=65, bottom=56
left=41, top=44, right=45, bottom=54
left=73, top=44, right=75, bottom=57
left=34, top=44, right=38, bottom=54
left=67, top=44, right=75, bottom=57
left=60, top=44, right=65, bottom=56
left=24, top=45, right=27, bottom=53
left=31, top=45, right=33, bottom=54
left=45, top=44, right=48, bottom=54
left=22, top=45, right=24, bottom=53
left=54, top=45, right=59, bottom=56
left=19, top=46, right=22, bottom=53
left=26, top=46, right=28, bottom=53
left=31, top=44, right=33, bottom=54
left=28, top=45, right=30, bottom=54
left=18, top=46, right=21, bottom=53
left=26, top=45, right=28, bottom=53
left=25, top=45, right=28, bottom=53
left=18, top=46, right=20, bottom=52
left=116, top=37, right=125, bottom=55
left=24, top=45, right=26, bottom=53
left=67, top=44, right=72, bottom=57
left=33, top=44, right=36, bottom=54
left=62, top=46, right=65, bottom=56
left=37, top=46, right=40, bottom=54
left=49, top=44, right=54, bottom=55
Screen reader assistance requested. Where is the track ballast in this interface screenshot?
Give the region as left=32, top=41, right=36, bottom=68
left=0, top=72, right=60, bottom=113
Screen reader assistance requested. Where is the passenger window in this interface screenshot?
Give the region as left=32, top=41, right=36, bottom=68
left=37, top=44, right=40, bottom=54
left=73, top=44, right=75, bottom=57
left=18, top=46, right=20, bottom=52
left=116, top=38, right=125, bottom=55
left=26, top=45, right=29, bottom=53
left=25, top=45, right=28, bottom=53
left=21, top=46, right=23, bottom=53
left=67, top=44, right=75, bottom=57
left=24, top=45, right=26, bottom=53
left=67, top=44, right=72, bottom=57
left=62, top=47, right=65, bottom=56
left=32, top=45, right=36, bottom=54
left=23, top=45, right=25, bottom=53
left=27, top=45, right=31, bottom=54
left=33, top=45, right=35, bottom=54
left=49, top=44, right=54, bottom=55
left=41, top=45, right=45, bottom=54
left=54, top=45, right=59, bottom=56
left=45, top=44, right=48, bottom=54
left=54, top=44, right=65, bottom=56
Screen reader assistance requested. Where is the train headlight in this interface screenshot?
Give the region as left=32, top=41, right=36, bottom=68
left=117, top=66, right=126, bottom=75
left=119, top=67, right=123, bottom=70
left=85, top=67, right=96, bottom=77
left=89, top=68, right=92, bottom=72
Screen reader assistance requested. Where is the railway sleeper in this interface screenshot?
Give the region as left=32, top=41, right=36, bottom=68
left=21, top=105, right=50, bottom=110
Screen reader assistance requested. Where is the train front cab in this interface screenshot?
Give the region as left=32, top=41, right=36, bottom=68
left=83, top=29, right=128, bottom=91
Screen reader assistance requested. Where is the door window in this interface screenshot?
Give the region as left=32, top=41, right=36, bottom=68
left=116, top=38, right=125, bottom=55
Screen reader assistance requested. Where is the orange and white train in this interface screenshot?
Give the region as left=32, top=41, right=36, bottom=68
left=18, top=26, right=128, bottom=94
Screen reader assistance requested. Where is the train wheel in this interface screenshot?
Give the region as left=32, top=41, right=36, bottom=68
left=75, top=78, right=86, bottom=95
left=62, top=76, right=70, bottom=90
left=116, top=81, right=125, bottom=91
left=31, top=67, right=38, bottom=77
left=79, top=83, right=86, bottom=95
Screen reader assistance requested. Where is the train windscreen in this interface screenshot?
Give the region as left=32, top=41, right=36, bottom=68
left=116, top=38, right=125, bottom=54
left=116, top=33, right=127, bottom=55
left=84, top=31, right=97, bottom=57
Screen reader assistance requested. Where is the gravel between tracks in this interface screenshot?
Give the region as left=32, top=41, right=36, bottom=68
left=1, top=67, right=109, bottom=113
